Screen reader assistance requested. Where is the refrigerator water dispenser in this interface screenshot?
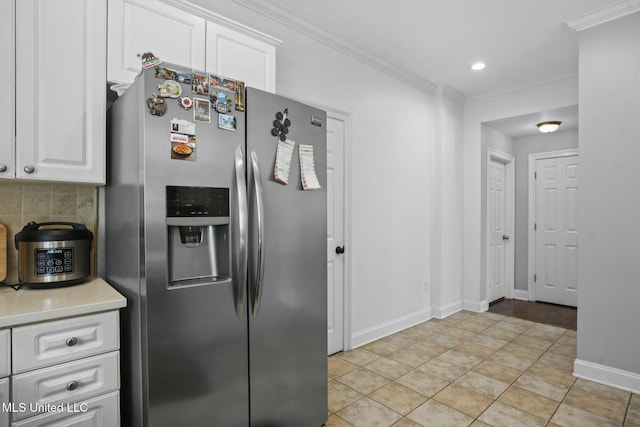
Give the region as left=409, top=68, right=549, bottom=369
left=166, top=186, right=230, bottom=288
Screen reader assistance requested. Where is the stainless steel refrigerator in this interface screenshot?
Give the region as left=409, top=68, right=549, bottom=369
left=103, top=63, right=327, bottom=426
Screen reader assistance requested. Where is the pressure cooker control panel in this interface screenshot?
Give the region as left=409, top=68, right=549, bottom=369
left=34, top=248, right=74, bottom=276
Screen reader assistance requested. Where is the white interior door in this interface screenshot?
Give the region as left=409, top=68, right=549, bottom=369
left=488, top=159, right=507, bottom=302
left=327, top=115, right=345, bottom=355
left=534, top=155, right=579, bottom=307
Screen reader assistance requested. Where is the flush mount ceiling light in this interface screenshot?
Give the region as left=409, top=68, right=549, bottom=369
left=471, top=62, right=486, bottom=71
left=536, top=121, right=562, bottom=133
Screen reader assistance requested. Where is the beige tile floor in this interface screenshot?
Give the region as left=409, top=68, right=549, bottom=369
left=327, top=310, right=640, bottom=427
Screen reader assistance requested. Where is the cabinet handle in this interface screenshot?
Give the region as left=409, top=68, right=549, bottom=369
left=67, top=381, right=79, bottom=391
left=24, top=165, right=35, bottom=174
left=66, top=337, right=78, bottom=346
left=0, top=164, right=6, bottom=173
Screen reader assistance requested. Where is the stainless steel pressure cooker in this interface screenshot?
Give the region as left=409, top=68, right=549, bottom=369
left=14, top=221, right=93, bottom=287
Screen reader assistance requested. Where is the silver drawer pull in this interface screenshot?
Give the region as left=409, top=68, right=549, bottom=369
left=67, top=381, right=78, bottom=391
left=66, top=337, right=78, bottom=346
left=23, top=165, right=35, bottom=174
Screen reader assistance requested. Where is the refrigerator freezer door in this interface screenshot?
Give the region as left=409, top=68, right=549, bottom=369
left=106, top=64, right=250, bottom=427
left=246, top=88, right=328, bottom=426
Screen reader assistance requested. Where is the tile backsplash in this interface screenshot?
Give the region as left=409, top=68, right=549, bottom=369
left=0, top=183, right=97, bottom=284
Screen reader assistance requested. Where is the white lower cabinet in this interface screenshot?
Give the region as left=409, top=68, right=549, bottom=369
left=6, top=312, right=121, bottom=426
left=11, top=352, right=119, bottom=422
left=12, top=391, right=119, bottom=427
left=0, top=378, right=9, bottom=427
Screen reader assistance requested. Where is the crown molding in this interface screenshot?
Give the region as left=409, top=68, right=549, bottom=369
left=437, top=85, right=467, bottom=105
left=564, top=0, right=640, bottom=32
left=465, top=74, right=578, bottom=106
left=228, top=0, right=438, bottom=95
left=160, top=0, right=283, bottom=46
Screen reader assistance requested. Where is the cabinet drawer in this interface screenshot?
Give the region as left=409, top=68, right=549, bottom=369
left=12, top=311, right=119, bottom=373
left=12, top=390, right=119, bottom=427
left=0, top=330, right=9, bottom=377
left=0, top=378, right=8, bottom=427
left=12, top=351, right=119, bottom=421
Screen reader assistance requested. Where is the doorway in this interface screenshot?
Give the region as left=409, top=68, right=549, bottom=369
left=528, top=149, right=579, bottom=307
left=486, top=149, right=515, bottom=304
left=326, top=113, right=348, bottom=355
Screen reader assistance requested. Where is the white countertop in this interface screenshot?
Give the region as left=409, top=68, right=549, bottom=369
left=0, top=277, right=127, bottom=328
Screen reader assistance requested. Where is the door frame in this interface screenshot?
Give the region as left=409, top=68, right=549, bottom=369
left=527, top=148, right=579, bottom=301
left=326, top=108, right=353, bottom=352
left=486, top=148, right=515, bottom=300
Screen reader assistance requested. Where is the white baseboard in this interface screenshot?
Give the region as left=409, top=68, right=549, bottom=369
left=432, top=300, right=463, bottom=319
left=574, top=358, right=640, bottom=394
left=463, top=299, right=488, bottom=313
left=350, top=307, right=432, bottom=349
left=513, top=290, right=529, bottom=301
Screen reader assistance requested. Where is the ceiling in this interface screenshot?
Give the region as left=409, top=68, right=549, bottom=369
left=201, top=0, right=626, bottom=136
left=485, top=105, right=578, bottom=138
left=230, top=0, right=617, bottom=100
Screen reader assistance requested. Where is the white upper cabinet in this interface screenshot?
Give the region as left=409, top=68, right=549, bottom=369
left=0, top=0, right=15, bottom=179
left=15, top=0, right=106, bottom=184
left=107, top=0, right=279, bottom=91
left=108, top=0, right=206, bottom=84
left=206, top=22, right=277, bottom=93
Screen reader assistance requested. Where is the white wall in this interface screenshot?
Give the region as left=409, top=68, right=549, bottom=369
left=431, top=88, right=465, bottom=318
left=512, top=130, right=578, bottom=292
left=575, top=11, right=640, bottom=392
left=192, top=0, right=438, bottom=346
left=463, top=79, right=578, bottom=310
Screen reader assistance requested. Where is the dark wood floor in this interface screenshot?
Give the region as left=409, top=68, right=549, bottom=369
left=488, top=298, right=577, bottom=330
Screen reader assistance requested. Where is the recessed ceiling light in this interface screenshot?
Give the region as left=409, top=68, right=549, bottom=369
left=471, top=62, right=486, bottom=71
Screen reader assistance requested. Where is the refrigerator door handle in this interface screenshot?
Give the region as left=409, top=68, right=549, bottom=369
left=250, top=151, right=266, bottom=318
left=232, top=146, right=249, bottom=319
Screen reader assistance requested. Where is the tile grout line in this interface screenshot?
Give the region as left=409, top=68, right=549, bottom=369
left=328, top=312, right=613, bottom=427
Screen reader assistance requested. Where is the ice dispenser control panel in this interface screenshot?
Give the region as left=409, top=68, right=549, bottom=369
left=166, top=186, right=229, bottom=218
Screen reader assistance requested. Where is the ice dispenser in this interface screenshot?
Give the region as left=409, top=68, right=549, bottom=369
left=166, top=186, right=230, bottom=288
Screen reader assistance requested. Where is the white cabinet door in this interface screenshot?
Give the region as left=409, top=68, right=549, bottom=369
left=108, top=0, right=206, bottom=84
left=0, top=0, right=14, bottom=180
left=15, top=0, right=106, bottom=184
left=206, top=22, right=277, bottom=93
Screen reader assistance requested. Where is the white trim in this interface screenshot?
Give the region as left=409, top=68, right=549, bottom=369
left=487, top=148, right=515, bottom=302
left=438, top=84, right=467, bottom=105
left=161, top=0, right=283, bottom=46
left=513, top=289, right=529, bottom=301
left=463, top=299, right=489, bottom=313
left=350, top=308, right=433, bottom=349
left=226, top=0, right=438, bottom=95
left=528, top=149, right=579, bottom=301
left=574, top=359, right=640, bottom=394
left=432, top=300, right=464, bottom=320
left=564, top=0, right=640, bottom=32
left=465, top=75, right=578, bottom=106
